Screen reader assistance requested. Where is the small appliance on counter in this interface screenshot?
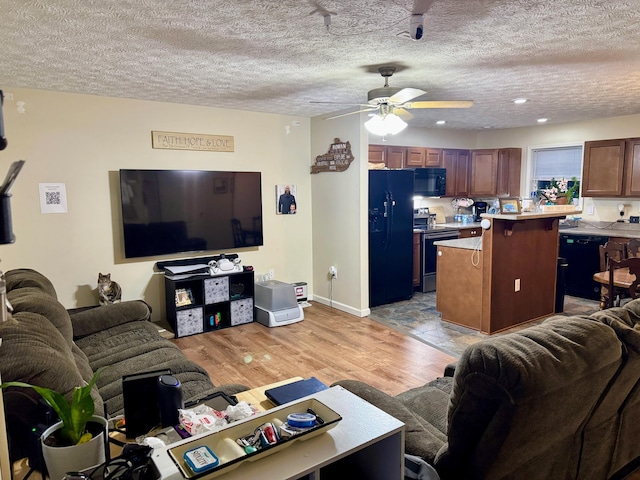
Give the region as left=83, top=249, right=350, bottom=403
left=255, top=280, right=304, bottom=327
left=472, top=201, right=488, bottom=221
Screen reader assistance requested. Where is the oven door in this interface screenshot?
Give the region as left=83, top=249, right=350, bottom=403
left=422, top=230, right=460, bottom=292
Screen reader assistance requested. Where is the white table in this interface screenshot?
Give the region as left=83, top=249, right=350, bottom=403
left=151, top=386, right=405, bottom=480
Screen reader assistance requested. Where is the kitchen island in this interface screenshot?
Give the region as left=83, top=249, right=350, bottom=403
left=435, top=210, right=581, bottom=334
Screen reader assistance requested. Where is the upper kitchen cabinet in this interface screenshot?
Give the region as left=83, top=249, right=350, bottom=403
left=404, top=147, right=442, bottom=168
left=443, top=149, right=470, bottom=197
left=625, top=138, right=640, bottom=196
left=368, top=145, right=406, bottom=169
left=582, top=139, right=626, bottom=197
left=469, top=148, right=522, bottom=197
left=368, top=144, right=386, bottom=166
left=469, top=149, right=499, bottom=196
left=497, top=148, right=522, bottom=197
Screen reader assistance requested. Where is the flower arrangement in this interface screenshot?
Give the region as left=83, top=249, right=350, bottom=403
left=539, top=177, right=580, bottom=203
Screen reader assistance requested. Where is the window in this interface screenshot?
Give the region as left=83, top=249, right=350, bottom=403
left=530, top=145, right=582, bottom=197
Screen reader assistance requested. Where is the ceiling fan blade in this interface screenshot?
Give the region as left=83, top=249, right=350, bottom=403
left=393, top=107, right=413, bottom=120
left=310, top=101, right=372, bottom=107
left=388, top=88, right=427, bottom=104
left=324, top=107, right=379, bottom=120
left=405, top=100, right=474, bottom=109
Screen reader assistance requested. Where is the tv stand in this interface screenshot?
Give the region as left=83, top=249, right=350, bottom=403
left=164, top=270, right=255, bottom=338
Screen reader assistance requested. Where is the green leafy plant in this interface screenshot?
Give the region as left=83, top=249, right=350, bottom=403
left=0, top=367, right=105, bottom=445
left=566, top=177, right=580, bottom=200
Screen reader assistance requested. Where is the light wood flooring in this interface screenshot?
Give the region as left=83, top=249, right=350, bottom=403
left=172, top=302, right=456, bottom=396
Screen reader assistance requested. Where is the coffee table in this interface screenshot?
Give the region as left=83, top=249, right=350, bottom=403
left=152, top=385, right=405, bottom=479
left=234, top=376, right=303, bottom=411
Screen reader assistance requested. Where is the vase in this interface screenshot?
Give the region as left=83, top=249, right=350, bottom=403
left=41, top=416, right=107, bottom=480
left=556, top=196, right=568, bottom=205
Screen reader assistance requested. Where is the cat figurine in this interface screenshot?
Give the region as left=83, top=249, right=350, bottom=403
left=98, top=272, right=122, bottom=305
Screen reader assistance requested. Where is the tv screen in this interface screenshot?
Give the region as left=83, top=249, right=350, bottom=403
left=120, top=169, right=263, bottom=258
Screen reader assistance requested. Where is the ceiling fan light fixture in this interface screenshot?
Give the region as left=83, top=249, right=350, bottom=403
left=436, top=120, right=446, bottom=125
left=365, top=112, right=407, bottom=136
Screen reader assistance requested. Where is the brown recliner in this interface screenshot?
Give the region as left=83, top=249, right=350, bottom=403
left=334, top=313, right=635, bottom=480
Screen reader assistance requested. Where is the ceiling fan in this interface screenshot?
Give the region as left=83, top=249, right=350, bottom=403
left=314, top=66, right=473, bottom=121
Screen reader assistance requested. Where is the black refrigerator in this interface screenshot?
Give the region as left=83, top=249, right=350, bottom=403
left=369, top=169, right=414, bottom=307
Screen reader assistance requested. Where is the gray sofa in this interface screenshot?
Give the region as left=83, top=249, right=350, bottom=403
left=0, top=268, right=248, bottom=461
left=334, top=302, right=640, bottom=480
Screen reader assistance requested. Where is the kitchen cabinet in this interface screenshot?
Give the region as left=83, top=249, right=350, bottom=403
left=368, top=145, right=407, bottom=169
left=469, top=148, right=522, bottom=197
left=582, top=139, right=626, bottom=197
left=497, top=148, right=521, bottom=197
left=459, top=227, right=481, bottom=238
left=413, top=232, right=421, bottom=287
left=625, top=138, right=640, bottom=196
left=404, top=147, right=442, bottom=168
left=368, top=144, right=386, bottom=166
left=469, top=149, right=498, bottom=196
left=442, top=149, right=470, bottom=196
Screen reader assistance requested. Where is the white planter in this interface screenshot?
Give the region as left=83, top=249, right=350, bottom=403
left=41, top=416, right=107, bottom=480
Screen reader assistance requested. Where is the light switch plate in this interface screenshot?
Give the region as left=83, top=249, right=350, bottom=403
left=587, top=205, right=595, bottom=215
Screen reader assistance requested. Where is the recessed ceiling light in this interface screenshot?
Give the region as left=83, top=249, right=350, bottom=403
left=436, top=120, right=446, bottom=125
left=483, top=126, right=492, bottom=129
left=537, top=118, right=548, bottom=123
left=513, top=98, right=527, bottom=104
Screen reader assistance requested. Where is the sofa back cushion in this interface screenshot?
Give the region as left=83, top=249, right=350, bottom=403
left=434, top=317, right=623, bottom=480
left=0, top=311, right=104, bottom=416
left=5, top=268, right=58, bottom=299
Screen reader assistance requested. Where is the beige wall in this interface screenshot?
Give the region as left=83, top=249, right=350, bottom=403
left=477, top=113, right=640, bottom=221
left=310, top=113, right=369, bottom=316
left=0, top=88, right=313, bottom=321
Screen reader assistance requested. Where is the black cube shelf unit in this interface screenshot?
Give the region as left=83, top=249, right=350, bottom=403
left=164, top=270, right=255, bottom=338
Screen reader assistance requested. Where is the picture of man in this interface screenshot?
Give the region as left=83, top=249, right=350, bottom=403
left=277, top=185, right=297, bottom=214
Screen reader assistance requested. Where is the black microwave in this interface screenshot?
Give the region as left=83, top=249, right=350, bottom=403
left=414, top=168, right=446, bottom=197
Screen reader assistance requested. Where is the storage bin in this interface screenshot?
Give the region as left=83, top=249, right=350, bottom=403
left=204, top=277, right=229, bottom=304
left=230, top=298, right=253, bottom=326
left=176, top=308, right=204, bottom=337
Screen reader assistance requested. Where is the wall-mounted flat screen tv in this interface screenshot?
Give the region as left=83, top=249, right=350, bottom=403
left=120, top=169, right=263, bottom=259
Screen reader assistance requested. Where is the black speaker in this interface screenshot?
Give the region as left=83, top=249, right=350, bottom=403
left=157, top=375, right=183, bottom=428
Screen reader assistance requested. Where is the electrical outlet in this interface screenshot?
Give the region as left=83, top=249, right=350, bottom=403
left=268, top=269, right=275, bottom=279
left=514, top=278, right=521, bottom=292
left=587, top=205, right=594, bottom=215
left=329, top=265, right=337, bottom=279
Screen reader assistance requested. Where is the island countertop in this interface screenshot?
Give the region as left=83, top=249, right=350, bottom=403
left=435, top=237, right=483, bottom=250
left=482, top=209, right=582, bottom=221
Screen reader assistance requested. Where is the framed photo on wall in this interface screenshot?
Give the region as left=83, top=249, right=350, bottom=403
left=276, top=184, right=297, bottom=214
left=499, top=197, right=522, bottom=214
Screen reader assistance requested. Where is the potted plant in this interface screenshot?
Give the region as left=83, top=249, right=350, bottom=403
left=1, top=367, right=107, bottom=479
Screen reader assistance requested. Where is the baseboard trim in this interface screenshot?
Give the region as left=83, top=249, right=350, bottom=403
left=311, top=295, right=370, bottom=317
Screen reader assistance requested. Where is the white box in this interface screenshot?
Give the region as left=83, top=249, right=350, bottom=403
left=255, top=305, right=304, bottom=327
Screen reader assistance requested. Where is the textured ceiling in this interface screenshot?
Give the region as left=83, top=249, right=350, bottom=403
left=3, top=0, right=640, bottom=130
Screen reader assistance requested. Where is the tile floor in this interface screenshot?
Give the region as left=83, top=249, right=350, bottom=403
left=368, top=292, right=601, bottom=358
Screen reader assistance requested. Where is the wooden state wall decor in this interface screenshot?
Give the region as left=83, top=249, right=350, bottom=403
left=152, top=131, right=234, bottom=152
left=311, top=138, right=354, bottom=174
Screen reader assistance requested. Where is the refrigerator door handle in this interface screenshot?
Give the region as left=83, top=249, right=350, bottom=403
left=385, top=191, right=394, bottom=248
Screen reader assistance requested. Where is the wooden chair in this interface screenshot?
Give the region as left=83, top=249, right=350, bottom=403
left=599, top=241, right=627, bottom=307
left=608, top=257, right=640, bottom=308
left=626, top=238, right=640, bottom=258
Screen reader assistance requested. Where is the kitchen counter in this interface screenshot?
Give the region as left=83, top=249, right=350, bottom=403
left=559, top=223, right=640, bottom=238
left=435, top=237, right=482, bottom=250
